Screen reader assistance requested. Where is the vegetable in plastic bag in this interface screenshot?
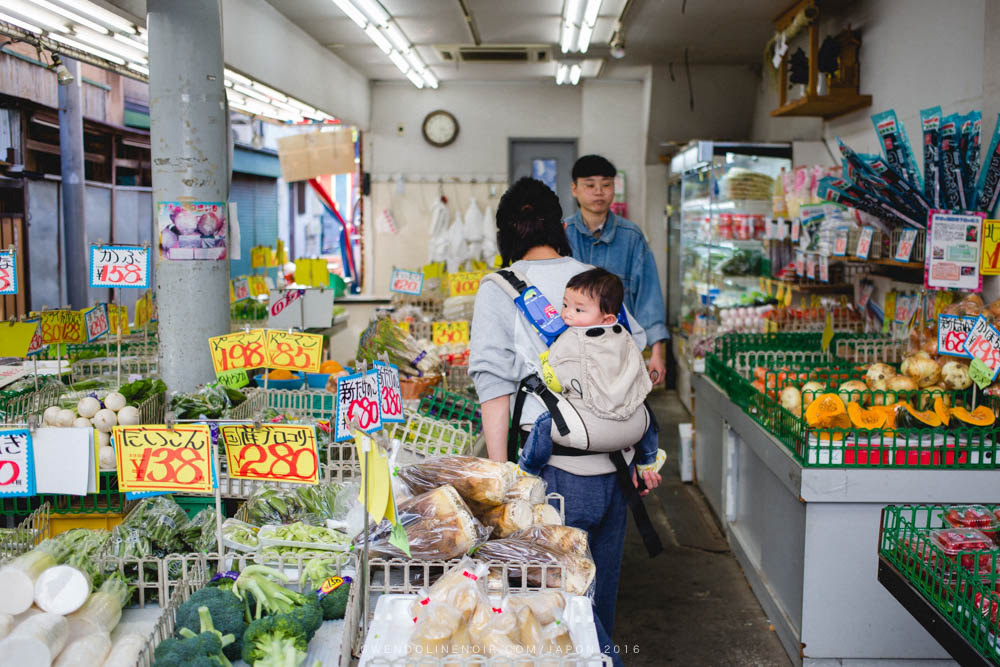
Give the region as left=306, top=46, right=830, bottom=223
left=398, top=455, right=515, bottom=510
left=122, top=496, right=189, bottom=552
left=474, top=537, right=596, bottom=596
left=179, top=508, right=217, bottom=553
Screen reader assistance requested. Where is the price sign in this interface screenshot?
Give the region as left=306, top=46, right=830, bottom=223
left=0, top=322, right=38, bottom=357
left=448, top=271, right=486, bottom=297
left=894, top=294, right=911, bottom=326
left=62, top=310, right=86, bottom=344
left=859, top=283, right=874, bottom=309
left=963, top=315, right=1000, bottom=381
left=806, top=254, right=816, bottom=279
left=818, top=255, right=829, bottom=283
left=981, top=219, right=1000, bottom=275
left=265, top=330, right=323, bottom=373
left=398, top=321, right=410, bottom=335
left=791, top=218, right=800, bottom=242
left=374, top=361, right=403, bottom=423
left=821, top=312, right=834, bottom=353
left=795, top=251, right=804, bottom=277
left=270, top=289, right=305, bottom=318
left=937, top=314, right=977, bottom=358
left=0, top=250, right=16, bottom=295
left=134, top=296, right=148, bottom=329
left=895, top=228, right=918, bottom=263
left=0, top=430, right=34, bottom=497
left=217, top=368, right=249, bottom=389
left=970, top=358, right=995, bottom=389
left=25, top=319, right=45, bottom=356
left=856, top=226, right=874, bottom=260
left=232, top=277, right=251, bottom=302
left=250, top=276, right=269, bottom=297
left=113, top=425, right=213, bottom=493
left=109, top=305, right=130, bottom=335
left=389, top=268, right=424, bottom=295
left=208, top=329, right=267, bottom=374
left=432, top=321, right=470, bottom=345
left=334, top=370, right=382, bottom=442
left=84, top=304, right=109, bottom=342
left=221, top=424, right=319, bottom=484
left=89, top=245, right=150, bottom=288
left=833, top=227, right=849, bottom=256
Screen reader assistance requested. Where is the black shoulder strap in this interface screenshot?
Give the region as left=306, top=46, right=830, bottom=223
left=610, top=450, right=664, bottom=559
left=494, top=268, right=528, bottom=293
left=508, top=375, right=573, bottom=463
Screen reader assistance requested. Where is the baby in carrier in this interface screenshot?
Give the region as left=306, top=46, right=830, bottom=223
left=517, top=268, right=664, bottom=488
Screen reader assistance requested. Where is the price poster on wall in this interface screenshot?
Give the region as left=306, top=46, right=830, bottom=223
left=937, top=314, right=977, bottom=359
left=113, top=425, right=213, bottom=493
left=221, top=424, right=319, bottom=484
left=0, top=250, right=16, bottom=295
left=89, top=245, right=150, bottom=289
left=0, top=429, right=34, bottom=497
left=432, top=321, right=470, bottom=345
left=963, top=314, right=1000, bottom=382
left=374, top=360, right=403, bottom=423
left=856, top=226, right=874, bottom=260
left=334, top=370, right=382, bottom=442
left=209, top=329, right=268, bottom=374
left=389, top=268, right=424, bottom=295
left=84, top=304, right=110, bottom=342
left=925, top=210, right=985, bottom=291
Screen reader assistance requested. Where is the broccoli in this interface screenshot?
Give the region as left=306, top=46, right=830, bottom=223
left=241, top=612, right=309, bottom=667
left=233, top=565, right=308, bottom=620
left=175, top=588, right=247, bottom=661
left=289, top=597, right=323, bottom=642
left=154, top=606, right=235, bottom=667
left=317, top=579, right=350, bottom=620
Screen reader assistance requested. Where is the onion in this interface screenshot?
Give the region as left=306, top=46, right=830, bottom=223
left=173, top=209, right=199, bottom=235
left=197, top=211, right=223, bottom=236
left=103, top=392, right=126, bottom=413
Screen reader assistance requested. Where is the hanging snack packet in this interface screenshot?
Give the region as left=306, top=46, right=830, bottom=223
left=920, top=107, right=943, bottom=208
left=864, top=154, right=930, bottom=219
left=964, top=111, right=983, bottom=208
left=940, top=114, right=964, bottom=209
left=975, top=113, right=1000, bottom=215
left=872, top=109, right=923, bottom=192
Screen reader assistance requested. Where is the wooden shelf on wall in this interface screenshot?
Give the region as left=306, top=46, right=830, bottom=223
left=771, top=92, right=872, bottom=119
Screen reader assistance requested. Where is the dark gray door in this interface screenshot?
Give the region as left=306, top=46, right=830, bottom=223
left=509, top=139, right=577, bottom=220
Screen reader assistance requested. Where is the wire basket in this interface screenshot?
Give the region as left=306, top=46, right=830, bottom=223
left=71, top=356, right=158, bottom=381
left=0, top=380, right=63, bottom=424
left=418, top=387, right=482, bottom=434
left=391, top=294, right=444, bottom=319
left=384, top=412, right=476, bottom=458
left=0, top=502, right=50, bottom=561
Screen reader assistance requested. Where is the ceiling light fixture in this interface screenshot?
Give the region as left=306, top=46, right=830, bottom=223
left=250, top=80, right=288, bottom=102
left=405, top=69, right=424, bottom=89
left=233, top=83, right=272, bottom=104
left=126, top=61, right=148, bottom=76
left=577, top=0, right=601, bottom=53
left=49, top=33, right=124, bottom=64
left=112, top=32, right=147, bottom=52
left=330, top=0, right=366, bottom=28
left=53, top=0, right=137, bottom=32
left=224, top=68, right=253, bottom=86
left=0, top=9, right=39, bottom=32
left=421, top=69, right=438, bottom=89
left=555, top=63, right=568, bottom=85
left=0, top=2, right=69, bottom=33
left=577, top=22, right=593, bottom=53
left=569, top=63, right=581, bottom=85
left=363, top=23, right=391, bottom=54
left=72, top=28, right=146, bottom=62
left=404, top=49, right=424, bottom=74
left=354, top=0, right=389, bottom=27
left=560, top=0, right=581, bottom=53
left=388, top=49, right=409, bottom=75
left=383, top=21, right=410, bottom=53
left=610, top=34, right=625, bottom=59
left=32, top=0, right=108, bottom=34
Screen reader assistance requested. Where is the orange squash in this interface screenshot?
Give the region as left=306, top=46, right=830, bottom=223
left=848, top=402, right=887, bottom=430
left=805, top=393, right=846, bottom=427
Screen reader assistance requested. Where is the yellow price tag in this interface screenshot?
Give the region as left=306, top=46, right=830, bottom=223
left=208, top=329, right=268, bottom=374
left=311, top=258, right=329, bottom=287
left=981, top=220, right=1000, bottom=275
left=432, top=321, right=470, bottom=345
left=354, top=433, right=391, bottom=524
left=230, top=281, right=236, bottom=304
left=294, top=258, right=311, bottom=285
left=276, top=240, right=288, bottom=266
left=265, top=330, right=324, bottom=373
left=113, top=424, right=214, bottom=493
left=0, top=322, right=38, bottom=357
left=109, top=305, right=130, bottom=335
left=221, top=424, right=320, bottom=484
left=448, top=271, right=486, bottom=297
left=422, top=263, right=444, bottom=279
left=398, top=321, right=410, bottom=336
left=774, top=283, right=784, bottom=302
left=784, top=287, right=793, bottom=307
left=63, top=310, right=86, bottom=344
left=821, top=311, right=834, bottom=352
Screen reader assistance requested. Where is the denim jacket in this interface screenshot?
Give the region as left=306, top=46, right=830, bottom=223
left=564, top=210, right=669, bottom=345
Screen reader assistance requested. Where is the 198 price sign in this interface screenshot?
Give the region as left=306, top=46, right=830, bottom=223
left=90, top=245, right=150, bottom=289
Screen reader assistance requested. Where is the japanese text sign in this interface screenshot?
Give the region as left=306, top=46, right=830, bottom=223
left=806, top=254, right=816, bottom=279
left=856, top=227, right=874, bottom=260
left=217, top=369, right=250, bottom=389
left=448, top=271, right=486, bottom=297
left=937, top=314, right=977, bottom=359
left=963, top=315, right=1000, bottom=381
left=981, top=219, right=1000, bottom=275
left=926, top=210, right=984, bottom=291
left=374, top=361, right=403, bottom=423
left=0, top=250, right=16, bottom=295
left=84, top=304, right=109, bottom=342
left=265, top=330, right=323, bottom=373
left=795, top=251, right=804, bottom=276
left=832, top=227, right=849, bottom=256
left=791, top=218, right=800, bottom=242
left=113, top=425, right=213, bottom=493
left=221, top=424, right=319, bottom=484
left=859, top=283, right=874, bottom=309
left=109, top=305, right=130, bottom=336
left=209, top=329, right=268, bottom=374
left=895, top=228, right=918, bottom=263
left=818, top=254, right=829, bottom=283
left=40, top=310, right=86, bottom=345
left=89, top=245, right=150, bottom=288
left=25, top=319, right=45, bottom=356
left=0, top=322, right=39, bottom=358
left=0, top=429, right=34, bottom=497
left=432, top=321, right=470, bottom=345
left=389, top=268, right=424, bottom=295
left=334, top=370, right=382, bottom=442
left=232, top=277, right=251, bottom=302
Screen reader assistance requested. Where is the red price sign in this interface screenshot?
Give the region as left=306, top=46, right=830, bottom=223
left=432, top=321, right=470, bottom=345
left=208, top=329, right=267, bottom=373
left=937, top=314, right=976, bottom=358
left=895, top=228, right=917, bottom=263
left=334, top=371, right=382, bottom=441
left=221, top=424, right=319, bottom=484
left=265, top=330, right=323, bottom=373
left=856, top=226, right=874, bottom=260
left=806, top=254, right=817, bottom=279
left=113, top=425, right=213, bottom=493
left=84, top=304, right=109, bottom=342
left=25, top=319, right=45, bottom=356
left=374, top=361, right=403, bottom=423
left=795, top=251, right=804, bottom=277
left=964, top=315, right=1000, bottom=378
left=232, top=277, right=251, bottom=301
left=818, top=255, right=829, bottom=283
left=0, top=250, right=16, bottom=295
left=833, top=228, right=849, bottom=256
left=791, top=218, right=800, bottom=242
left=90, top=245, right=149, bottom=288
left=389, top=268, right=424, bottom=295
left=0, top=429, right=33, bottom=497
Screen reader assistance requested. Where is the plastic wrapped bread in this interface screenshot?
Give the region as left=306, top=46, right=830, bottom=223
left=407, top=601, right=464, bottom=659
left=516, top=606, right=543, bottom=655
left=398, top=456, right=515, bottom=510
left=474, top=538, right=596, bottom=596
left=504, top=470, right=547, bottom=505
left=508, top=591, right=566, bottom=626
left=478, top=501, right=534, bottom=538
left=532, top=503, right=562, bottom=526
left=512, top=525, right=589, bottom=557
left=467, top=598, right=520, bottom=659
left=355, top=485, right=490, bottom=560
left=409, top=557, right=488, bottom=624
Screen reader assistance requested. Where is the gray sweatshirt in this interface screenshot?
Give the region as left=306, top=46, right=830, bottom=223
left=469, top=256, right=647, bottom=475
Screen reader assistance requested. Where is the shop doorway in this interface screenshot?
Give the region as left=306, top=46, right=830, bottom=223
left=508, top=139, right=578, bottom=218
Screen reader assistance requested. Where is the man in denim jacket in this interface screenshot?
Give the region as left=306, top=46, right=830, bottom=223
left=564, top=154, right=669, bottom=384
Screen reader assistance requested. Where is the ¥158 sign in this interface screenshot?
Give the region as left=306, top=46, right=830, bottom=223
left=90, top=245, right=150, bottom=289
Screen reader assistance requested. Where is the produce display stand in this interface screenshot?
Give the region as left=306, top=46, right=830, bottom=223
left=418, top=387, right=482, bottom=434
left=0, top=502, right=49, bottom=558
left=384, top=412, right=476, bottom=458
left=0, top=379, right=63, bottom=423
left=71, top=356, right=158, bottom=381
left=693, top=332, right=1000, bottom=665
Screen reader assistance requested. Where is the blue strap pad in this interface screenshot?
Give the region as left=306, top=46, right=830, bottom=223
left=514, top=286, right=567, bottom=347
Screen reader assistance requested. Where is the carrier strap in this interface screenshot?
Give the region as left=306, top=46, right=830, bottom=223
left=508, top=375, right=571, bottom=463
left=610, top=450, right=664, bottom=559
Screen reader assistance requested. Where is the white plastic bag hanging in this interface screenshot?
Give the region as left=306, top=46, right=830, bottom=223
left=480, top=204, right=497, bottom=262
left=463, top=199, right=484, bottom=261
left=446, top=211, right=468, bottom=273
left=427, top=200, right=450, bottom=263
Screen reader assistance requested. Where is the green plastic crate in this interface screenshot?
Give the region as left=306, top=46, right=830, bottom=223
left=418, top=387, right=482, bottom=433
left=173, top=495, right=217, bottom=519
left=0, top=471, right=127, bottom=516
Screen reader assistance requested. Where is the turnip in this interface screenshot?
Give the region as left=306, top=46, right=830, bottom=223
left=115, top=405, right=140, bottom=426
left=197, top=211, right=223, bottom=236
left=72, top=417, right=91, bottom=429
left=97, top=430, right=110, bottom=449
left=76, top=397, right=100, bottom=419
left=172, top=209, right=199, bottom=235
left=0, top=613, right=12, bottom=640
left=56, top=409, right=76, bottom=427
left=103, top=392, right=126, bottom=413
left=33, top=565, right=90, bottom=615
left=0, top=612, right=69, bottom=666
left=92, top=409, right=117, bottom=433
left=42, top=406, right=61, bottom=426
left=53, top=633, right=111, bottom=667
left=98, top=446, right=115, bottom=470
left=160, top=227, right=178, bottom=249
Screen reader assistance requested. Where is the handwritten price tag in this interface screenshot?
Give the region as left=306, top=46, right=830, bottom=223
left=250, top=275, right=269, bottom=297
left=217, top=368, right=249, bottom=389
left=389, top=268, right=424, bottom=295
left=981, top=219, right=1000, bottom=275
left=113, top=425, right=213, bottom=493
left=374, top=361, right=403, bottom=423
left=25, top=319, right=45, bottom=356
left=232, top=277, right=251, bottom=302
left=63, top=310, right=86, bottom=344
left=208, top=329, right=268, bottom=374
left=963, top=315, right=1000, bottom=381
left=806, top=254, right=817, bottom=279
left=0, top=250, right=16, bottom=295
left=270, top=289, right=305, bottom=318
left=109, top=305, right=130, bottom=335
left=856, top=226, right=874, bottom=260
left=791, top=218, right=800, bottom=242
left=84, top=304, right=109, bottom=342
left=134, top=296, right=148, bottom=328
left=221, top=424, right=319, bottom=484
left=89, top=245, right=149, bottom=288
left=795, top=251, right=804, bottom=277
left=0, top=430, right=34, bottom=497
left=265, top=330, right=323, bottom=373
left=448, top=271, right=486, bottom=297
left=818, top=255, right=829, bottom=283
left=833, top=227, right=849, bottom=256
left=858, top=283, right=874, bottom=309
left=895, top=228, right=917, bottom=263
left=937, top=314, right=977, bottom=358
left=335, top=371, right=382, bottom=442
left=432, top=321, right=470, bottom=345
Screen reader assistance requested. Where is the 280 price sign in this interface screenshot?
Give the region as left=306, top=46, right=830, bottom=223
left=221, top=424, right=319, bottom=484
left=113, top=425, right=213, bottom=493
left=90, top=245, right=150, bottom=289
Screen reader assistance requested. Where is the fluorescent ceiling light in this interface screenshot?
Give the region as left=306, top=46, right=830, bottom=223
left=112, top=32, right=146, bottom=52
left=33, top=0, right=108, bottom=33
left=54, top=0, right=136, bottom=32
left=405, top=69, right=424, bottom=89
left=330, top=0, right=366, bottom=28
left=404, top=49, right=424, bottom=73
left=582, top=0, right=602, bottom=27
left=421, top=69, right=438, bottom=89
left=388, top=49, right=409, bottom=75
left=0, top=2, right=70, bottom=33
left=364, top=23, right=391, bottom=54
left=569, top=63, right=581, bottom=85
left=0, top=10, right=39, bottom=32
left=251, top=80, right=287, bottom=102
left=384, top=22, right=410, bottom=53
left=126, top=62, right=147, bottom=75
left=49, top=32, right=124, bottom=63
left=286, top=97, right=318, bottom=114
left=354, top=0, right=389, bottom=27
left=224, top=68, right=253, bottom=86
left=555, top=63, right=568, bottom=85
left=73, top=28, right=145, bottom=62
left=559, top=19, right=576, bottom=54
left=577, top=22, right=593, bottom=53
left=233, top=83, right=271, bottom=104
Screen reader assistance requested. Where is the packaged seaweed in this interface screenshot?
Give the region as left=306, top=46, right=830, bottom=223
left=920, top=107, right=943, bottom=207
left=975, top=113, right=1000, bottom=215
left=964, top=110, right=983, bottom=207
left=872, top=109, right=923, bottom=192
left=940, top=114, right=965, bottom=209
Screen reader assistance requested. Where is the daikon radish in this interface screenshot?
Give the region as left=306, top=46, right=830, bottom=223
left=12, top=605, right=43, bottom=628
left=66, top=576, right=129, bottom=639
left=34, top=565, right=91, bottom=615
left=0, top=612, right=69, bottom=667
left=0, top=612, right=13, bottom=639
left=0, top=550, right=59, bottom=614
left=101, top=633, right=146, bottom=667
left=53, top=633, right=111, bottom=667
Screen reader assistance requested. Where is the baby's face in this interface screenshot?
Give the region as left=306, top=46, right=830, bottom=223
left=561, top=288, right=616, bottom=327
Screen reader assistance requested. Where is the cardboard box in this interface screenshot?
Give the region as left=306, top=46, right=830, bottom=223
left=276, top=129, right=355, bottom=181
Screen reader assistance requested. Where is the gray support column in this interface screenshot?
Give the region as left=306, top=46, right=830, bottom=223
left=57, top=57, right=88, bottom=310
left=148, top=0, right=231, bottom=392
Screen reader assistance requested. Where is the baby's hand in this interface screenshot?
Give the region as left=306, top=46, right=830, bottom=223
left=641, top=470, right=662, bottom=492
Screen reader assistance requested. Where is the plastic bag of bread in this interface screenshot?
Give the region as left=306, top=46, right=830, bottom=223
left=467, top=597, right=520, bottom=658
left=478, top=500, right=534, bottom=538
left=512, top=525, right=590, bottom=557
left=516, top=606, right=543, bottom=656
left=474, top=538, right=596, bottom=596
left=504, top=470, right=547, bottom=504
left=398, top=456, right=515, bottom=510
left=532, top=503, right=562, bottom=526
left=409, top=557, right=488, bottom=624
left=508, top=591, right=567, bottom=625
left=407, top=600, right=465, bottom=659
left=541, top=616, right=576, bottom=657
left=356, top=485, right=491, bottom=560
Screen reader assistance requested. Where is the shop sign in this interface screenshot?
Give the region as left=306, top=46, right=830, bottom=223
left=334, top=370, right=382, bottom=442
left=389, top=268, right=424, bottom=295
left=374, top=361, right=403, bottom=423
left=937, top=314, right=977, bottom=359
left=0, top=429, right=34, bottom=497
left=432, top=321, right=470, bottom=345
left=221, top=424, right=319, bottom=484
left=113, top=425, right=213, bottom=493
left=89, top=245, right=150, bottom=288
left=0, top=250, right=16, bottom=295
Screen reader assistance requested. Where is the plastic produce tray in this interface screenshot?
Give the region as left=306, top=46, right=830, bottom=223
left=258, top=523, right=350, bottom=553
left=0, top=471, right=128, bottom=516
left=418, top=387, right=482, bottom=433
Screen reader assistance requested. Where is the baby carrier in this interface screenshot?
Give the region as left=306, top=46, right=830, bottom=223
left=481, top=267, right=663, bottom=557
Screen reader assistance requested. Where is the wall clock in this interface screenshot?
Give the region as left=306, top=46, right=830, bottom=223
left=422, top=109, right=459, bottom=147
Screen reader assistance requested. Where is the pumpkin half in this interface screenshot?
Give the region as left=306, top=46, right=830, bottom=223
left=805, top=393, right=846, bottom=427
left=950, top=405, right=996, bottom=428
left=848, top=402, right=887, bottom=430
left=896, top=403, right=942, bottom=429
left=933, top=396, right=951, bottom=427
